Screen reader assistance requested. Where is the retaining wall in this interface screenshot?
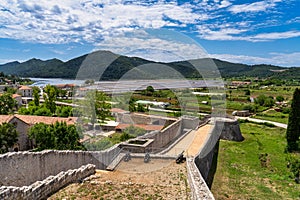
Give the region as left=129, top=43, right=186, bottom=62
left=0, top=146, right=120, bottom=187
left=0, top=164, right=95, bottom=200
left=141, top=119, right=182, bottom=150
left=190, top=117, right=243, bottom=198
left=186, top=158, right=214, bottom=200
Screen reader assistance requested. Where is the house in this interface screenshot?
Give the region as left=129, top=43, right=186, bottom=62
left=55, top=84, right=75, bottom=90
left=12, top=94, right=22, bottom=107
left=0, top=114, right=78, bottom=151
left=230, top=81, right=251, bottom=87
left=232, top=110, right=250, bottom=117
left=76, top=87, right=88, bottom=97
left=18, top=85, right=33, bottom=97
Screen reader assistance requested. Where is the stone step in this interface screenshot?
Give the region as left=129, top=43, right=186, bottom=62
left=106, top=153, right=125, bottom=171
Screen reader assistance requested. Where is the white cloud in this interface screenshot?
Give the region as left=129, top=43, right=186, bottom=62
left=228, top=0, right=282, bottom=14
left=0, top=59, right=20, bottom=65
left=249, top=31, right=300, bottom=41
left=0, top=0, right=211, bottom=45
left=210, top=52, right=300, bottom=67
left=94, top=30, right=209, bottom=62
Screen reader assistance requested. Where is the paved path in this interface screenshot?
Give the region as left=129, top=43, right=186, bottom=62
left=164, top=124, right=212, bottom=157
left=236, top=116, right=287, bottom=129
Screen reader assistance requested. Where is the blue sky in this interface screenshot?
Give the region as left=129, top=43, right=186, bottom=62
left=0, top=0, right=300, bottom=66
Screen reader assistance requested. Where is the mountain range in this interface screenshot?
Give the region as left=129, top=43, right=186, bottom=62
left=0, top=50, right=299, bottom=80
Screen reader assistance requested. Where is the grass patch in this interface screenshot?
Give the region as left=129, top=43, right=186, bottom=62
left=252, top=110, right=289, bottom=124
left=211, top=122, right=300, bottom=199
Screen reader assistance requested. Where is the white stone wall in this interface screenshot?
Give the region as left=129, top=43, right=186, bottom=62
left=0, top=147, right=120, bottom=187
left=0, top=164, right=95, bottom=200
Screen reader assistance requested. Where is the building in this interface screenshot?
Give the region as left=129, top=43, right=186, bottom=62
left=12, top=94, right=22, bottom=107
left=0, top=114, right=78, bottom=151
left=18, top=85, right=33, bottom=97
left=232, top=110, right=250, bottom=117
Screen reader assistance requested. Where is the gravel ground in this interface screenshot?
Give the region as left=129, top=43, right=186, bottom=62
left=48, top=158, right=191, bottom=200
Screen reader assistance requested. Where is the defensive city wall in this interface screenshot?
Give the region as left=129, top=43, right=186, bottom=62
left=0, top=116, right=243, bottom=199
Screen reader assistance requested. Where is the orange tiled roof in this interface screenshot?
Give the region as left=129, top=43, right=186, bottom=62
left=12, top=94, right=21, bottom=98
left=14, top=114, right=77, bottom=125
left=111, top=108, right=127, bottom=113
left=19, top=85, right=32, bottom=90
left=116, top=123, right=164, bottom=131
left=56, top=84, right=75, bottom=88
left=0, top=115, right=14, bottom=124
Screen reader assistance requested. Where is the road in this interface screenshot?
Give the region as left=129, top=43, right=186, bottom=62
left=235, top=116, right=287, bottom=129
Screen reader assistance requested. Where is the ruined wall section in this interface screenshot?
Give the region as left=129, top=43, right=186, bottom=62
left=0, top=164, right=95, bottom=200
left=0, top=146, right=120, bottom=187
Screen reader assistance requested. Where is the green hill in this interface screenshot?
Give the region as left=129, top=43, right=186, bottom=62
left=0, top=50, right=298, bottom=80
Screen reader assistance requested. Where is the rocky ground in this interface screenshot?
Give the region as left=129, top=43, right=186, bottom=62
left=48, top=158, right=190, bottom=200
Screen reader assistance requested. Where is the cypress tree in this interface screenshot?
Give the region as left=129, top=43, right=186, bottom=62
left=286, top=88, right=300, bottom=152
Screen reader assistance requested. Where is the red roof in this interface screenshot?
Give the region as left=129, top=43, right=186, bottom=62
left=55, top=84, right=76, bottom=88
left=0, top=115, right=14, bottom=124
left=12, top=94, right=21, bottom=98
left=14, top=114, right=77, bottom=125
left=111, top=108, right=127, bottom=113
left=115, top=123, right=164, bottom=131
left=19, top=85, right=32, bottom=90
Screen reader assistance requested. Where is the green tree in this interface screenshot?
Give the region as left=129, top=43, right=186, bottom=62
left=95, top=91, right=111, bottom=122
left=0, top=123, right=18, bottom=153
left=28, top=123, right=55, bottom=150
left=137, top=103, right=146, bottom=112
left=78, top=90, right=97, bottom=125
left=0, top=93, right=16, bottom=114
left=276, top=95, right=284, bottom=102
left=32, top=86, right=40, bottom=106
left=59, top=106, right=73, bottom=117
left=286, top=88, right=300, bottom=152
left=254, top=94, right=274, bottom=107
left=4, top=87, right=17, bottom=94
left=76, top=90, right=111, bottom=124
left=286, top=154, right=300, bottom=183
left=244, top=89, right=251, bottom=96
left=33, top=107, right=52, bottom=116
left=43, top=85, right=57, bottom=113
left=29, top=122, right=83, bottom=151
left=142, top=85, right=155, bottom=96
left=123, top=125, right=146, bottom=137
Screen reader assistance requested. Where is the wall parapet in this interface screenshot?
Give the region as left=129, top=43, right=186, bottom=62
left=186, top=157, right=214, bottom=200
left=0, top=147, right=120, bottom=187
left=0, top=164, right=95, bottom=200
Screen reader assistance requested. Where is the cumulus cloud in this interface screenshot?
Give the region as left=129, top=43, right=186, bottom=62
left=228, top=0, right=282, bottom=14
left=0, top=0, right=211, bottom=45
left=249, top=31, right=300, bottom=41
left=210, top=52, right=300, bottom=67
left=94, top=29, right=209, bottom=62
left=0, top=0, right=299, bottom=62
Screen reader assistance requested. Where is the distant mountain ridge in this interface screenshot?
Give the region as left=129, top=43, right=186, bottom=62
left=0, top=50, right=299, bottom=80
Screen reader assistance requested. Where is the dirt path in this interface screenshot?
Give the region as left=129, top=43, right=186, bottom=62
left=49, top=158, right=191, bottom=200
left=186, top=124, right=212, bottom=157
left=164, top=124, right=212, bottom=157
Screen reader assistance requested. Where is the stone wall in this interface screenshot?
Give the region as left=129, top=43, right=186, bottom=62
left=141, top=119, right=182, bottom=151
left=218, top=119, right=244, bottom=141
left=191, top=117, right=243, bottom=195
left=118, top=113, right=175, bottom=126
left=0, top=146, right=120, bottom=187
left=0, top=164, right=95, bottom=200
left=186, top=158, right=214, bottom=200
left=181, top=115, right=199, bottom=130
left=194, top=123, right=220, bottom=188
